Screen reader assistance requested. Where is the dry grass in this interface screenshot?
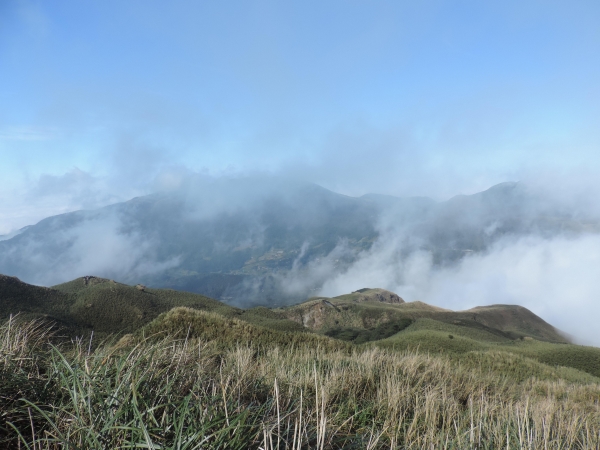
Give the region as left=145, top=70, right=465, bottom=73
left=1, top=315, right=599, bottom=449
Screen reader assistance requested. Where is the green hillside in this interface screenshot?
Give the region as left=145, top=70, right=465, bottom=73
left=1, top=275, right=600, bottom=448
left=0, top=275, right=305, bottom=338
left=2, top=307, right=599, bottom=449
left=274, top=289, right=600, bottom=379
left=277, top=288, right=567, bottom=343
left=1, top=274, right=598, bottom=380
left=139, top=307, right=347, bottom=351
left=133, top=305, right=600, bottom=381
left=374, top=319, right=600, bottom=378
left=0, top=274, right=75, bottom=325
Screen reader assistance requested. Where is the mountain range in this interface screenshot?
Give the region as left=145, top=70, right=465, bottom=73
left=1, top=177, right=598, bottom=305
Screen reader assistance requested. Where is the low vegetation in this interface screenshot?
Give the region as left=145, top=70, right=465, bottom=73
left=376, top=319, right=600, bottom=379
left=1, top=314, right=599, bottom=449
left=0, top=275, right=305, bottom=339
left=324, top=318, right=413, bottom=344
left=2, top=276, right=600, bottom=448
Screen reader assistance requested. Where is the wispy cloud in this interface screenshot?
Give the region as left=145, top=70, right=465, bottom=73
left=317, top=220, right=600, bottom=346
left=0, top=168, right=133, bottom=234
left=0, top=126, right=59, bottom=141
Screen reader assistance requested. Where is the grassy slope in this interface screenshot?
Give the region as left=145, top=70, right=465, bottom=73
left=2, top=274, right=598, bottom=380
left=376, top=318, right=600, bottom=378
left=139, top=307, right=347, bottom=351
left=54, top=278, right=309, bottom=337
left=277, top=295, right=600, bottom=378
left=138, top=305, right=600, bottom=380
left=0, top=275, right=307, bottom=338
left=278, top=295, right=566, bottom=343
left=52, top=277, right=239, bottom=334
left=0, top=274, right=75, bottom=326
left=462, top=304, right=567, bottom=341
left=1, top=316, right=599, bottom=449
left=393, top=317, right=511, bottom=342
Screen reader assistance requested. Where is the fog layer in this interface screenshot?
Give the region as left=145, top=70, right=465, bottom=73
left=0, top=175, right=599, bottom=345
left=319, top=232, right=600, bottom=346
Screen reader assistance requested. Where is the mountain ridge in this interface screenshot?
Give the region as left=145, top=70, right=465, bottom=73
left=1, top=178, right=598, bottom=304
left=0, top=273, right=565, bottom=343
left=3, top=273, right=600, bottom=380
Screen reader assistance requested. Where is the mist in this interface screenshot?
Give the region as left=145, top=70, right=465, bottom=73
left=318, top=231, right=600, bottom=347
left=2, top=167, right=600, bottom=346
left=2, top=1, right=600, bottom=347
left=244, top=176, right=600, bottom=346
left=0, top=209, right=180, bottom=286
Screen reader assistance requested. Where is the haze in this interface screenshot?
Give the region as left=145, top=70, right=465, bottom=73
left=2, top=1, right=600, bottom=345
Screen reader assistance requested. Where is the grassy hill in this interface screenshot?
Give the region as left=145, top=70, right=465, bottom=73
left=276, top=288, right=567, bottom=343
left=1, top=274, right=598, bottom=380
left=1, top=276, right=599, bottom=448
left=0, top=274, right=75, bottom=326
left=375, top=321, right=600, bottom=379
left=139, top=307, right=347, bottom=351
left=1, top=308, right=599, bottom=449
left=0, top=275, right=305, bottom=338
left=274, top=289, right=600, bottom=379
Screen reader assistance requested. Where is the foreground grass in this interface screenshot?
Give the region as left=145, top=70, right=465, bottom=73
left=1, top=316, right=599, bottom=449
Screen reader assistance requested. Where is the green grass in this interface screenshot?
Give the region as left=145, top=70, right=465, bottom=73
left=139, top=307, right=347, bottom=352
left=515, top=341, right=600, bottom=379
left=1, top=276, right=311, bottom=339
left=0, top=274, right=74, bottom=323
left=4, top=274, right=598, bottom=382
left=3, top=274, right=600, bottom=447
left=456, top=350, right=600, bottom=384
left=376, top=320, right=600, bottom=379
left=62, top=281, right=240, bottom=334
left=393, top=318, right=513, bottom=342
left=279, top=297, right=567, bottom=344
left=238, top=306, right=307, bottom=333
left=278, top=298, right=416, bottom=334
left=324, top=317, right=413, bottom=344
left=1, top=316, right=599, bottom=449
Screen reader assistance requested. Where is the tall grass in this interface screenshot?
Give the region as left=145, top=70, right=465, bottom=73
left=1, top=316, right=599, bottom=449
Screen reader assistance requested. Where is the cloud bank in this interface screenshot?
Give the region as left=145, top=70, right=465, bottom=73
left=0, top=210, right=179, bottom=286
left=316, top=231, right=600, bottom=346
left=2, top=168, right=600, bottom=347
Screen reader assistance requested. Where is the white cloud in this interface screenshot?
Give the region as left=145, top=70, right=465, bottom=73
left=0, top=126, right=59, bottom=141
left=0, top=168, right=133, bottom=234
left=3, top=212, right=180, bottom=286
left=319, top=233, right=600, bottom=346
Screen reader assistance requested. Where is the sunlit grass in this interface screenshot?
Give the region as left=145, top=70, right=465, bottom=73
left=1, top=315, right=599, bottom=449
left=376, top=322, right=600, bottom=379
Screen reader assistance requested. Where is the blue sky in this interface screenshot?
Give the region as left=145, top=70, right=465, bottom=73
left=1, top=0, right=600, bottom=232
